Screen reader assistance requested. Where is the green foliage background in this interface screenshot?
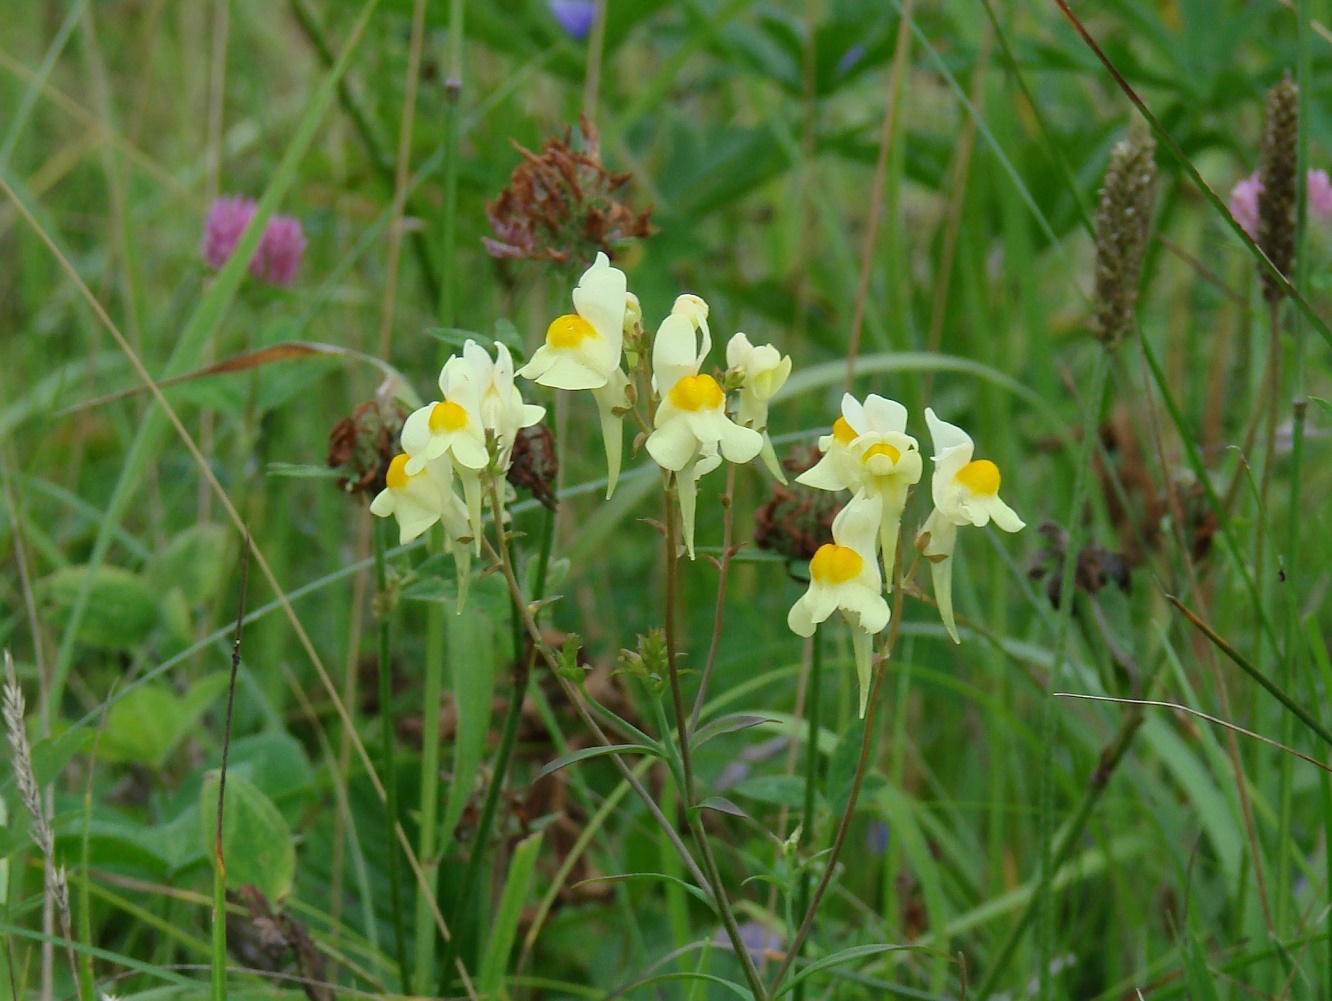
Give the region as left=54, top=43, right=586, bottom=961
left=2, top=0, right=1332, bottom=998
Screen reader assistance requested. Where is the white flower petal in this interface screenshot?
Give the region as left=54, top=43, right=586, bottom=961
left=795, top=452, right=850, bottom=492
left=400, top=405, right=435, bottom=457
left=677, top=464, right=699, bottom=559
left=931, top=554, right=960, bottom=644
left=572, top=253, right=628, bottom=356
left=862, top=394, right=909, bottom=435
left=984, top=494, right=1025, bottom=533
left=652, top=313, right=700, bottom=395
left=646, top=418, right=700, bottom=472
left=925, top=407, right=973, bottom=458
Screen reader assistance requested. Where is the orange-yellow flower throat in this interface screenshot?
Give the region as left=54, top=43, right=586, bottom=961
left=956, top=458, right=1001, bottom=495
left=546, top=313, right=597, bottom=348
left=809, top=543, right=864, bottom=584
left=668, top=373, right=725, bottom=411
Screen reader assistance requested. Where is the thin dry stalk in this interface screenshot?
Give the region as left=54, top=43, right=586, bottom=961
left=4, top=650, right=80, bottom=992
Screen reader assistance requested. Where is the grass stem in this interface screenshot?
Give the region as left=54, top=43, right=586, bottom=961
left=372, top=518, right=410, bottom=990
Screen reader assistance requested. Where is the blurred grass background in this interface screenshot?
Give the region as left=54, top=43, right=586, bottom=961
left=2, top=0, right=1332, bottom=998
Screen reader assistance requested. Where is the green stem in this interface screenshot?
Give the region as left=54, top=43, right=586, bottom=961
left=411, top=530, right=448, bottom=992
left=436, top=0, right=465, bottom=326
left=372, top=519, right=410, bottom=990
left=971, top=654, right=1164, bottom=1001
left=438, top=504, right=556, bottom=994
left=286, top=0, right=440, bottom=305
left=793, top=631, right=822, bottom=1001
left=211, top=858, right=226, bottom=1001
left=1034, top=353, right=1108, bottom=1001
left=661, top=483, right=769, bottom=1001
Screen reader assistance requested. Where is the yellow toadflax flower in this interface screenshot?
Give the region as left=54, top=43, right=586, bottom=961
left=787, top=492, right=889, bottom=717
left=797, top=394, right=922, bottom=586
left=725, top=332, right=792, bottom=483
left=918, top=408, right=1024, bottom=643
left=400, top=355, right=490, bottom=550
left=464, top=339, right=546, bottom=470
left=646, top=294, right=762, bottom=558
left=517, top=252, right=632, bottom=498
left=370, top=453, right=474, bottom=609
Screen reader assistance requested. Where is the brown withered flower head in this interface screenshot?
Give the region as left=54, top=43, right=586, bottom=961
left=507, top=423, right=560, bottom=511
left=484, top=112, right=654, bottom=267
left=755, top=446, right=844, bottom=566
left=1028, top=522, right=1132, bottom=610
left=327, top=399, right=410, bottom=497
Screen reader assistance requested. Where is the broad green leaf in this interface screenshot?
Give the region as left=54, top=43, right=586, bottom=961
left=200, top=771, right=296, bottom=901
left=478, top=831, right=543, bottom=996
left=38, top=565, right=159, bottom=650
left=731, top=774, right=810, bottom=809
left=100, top=674, right=229, bottom=770
left=223, top=732, right=315, bottom=821
left=147, top=525, right=230, bottom=605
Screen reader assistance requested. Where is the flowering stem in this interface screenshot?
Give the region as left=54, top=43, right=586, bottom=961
left=688, top=461, right=736, bottom=736
left=411, top=530, right=448, bottom=991
left=765, top=576, right=903, bottom=995
left=371, top=518, right=410, bottom=990
left=481, top=505, right=712, bottom=893
left=438, top=501, right=555, bottom=994
left=792, top=629, right=822, bottom=1001
left=661, top=482, right=770, bottom=1001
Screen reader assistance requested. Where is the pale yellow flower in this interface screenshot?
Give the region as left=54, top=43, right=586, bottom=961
left=787, top=492, right=889, bottom=717
left=726, top=332, right=792, bottom=482
left=797, top=394, right=922, bottom=584
left=400, top=356, right=491, bottom=550
left=369, top=454, right=473, bottom=609
left=462, top=339, right=545, bottom=469
left=918, top=408, right=1024, bottom=643
left=646, top=295, right=762, bottom=558
left=517, top=252, right=631, bottom=497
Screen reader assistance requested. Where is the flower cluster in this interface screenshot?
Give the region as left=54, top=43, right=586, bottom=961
left=371, top=340, right=545, bottom=606
left=791, top=397, right=1024, bottom=715
left=202, top=195, right=306, bottom=286
left=519, top=253, right=793, bottom=559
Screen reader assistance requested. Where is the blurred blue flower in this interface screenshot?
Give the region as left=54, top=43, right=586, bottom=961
left=836, top=43, right=867, bottom=78
left=712, top=921, right=784, bottom=964
left=549, top=0, right=597, bottom=40
left=867, top=818, right=889, bottom=854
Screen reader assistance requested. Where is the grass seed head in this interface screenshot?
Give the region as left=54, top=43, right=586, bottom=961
left=1092, top=118, right=1158, bottom=350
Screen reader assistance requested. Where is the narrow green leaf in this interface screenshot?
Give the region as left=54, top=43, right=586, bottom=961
left=535, top=743, right=663, bottom=780
left=572, top=872, right=718, bottom=913
left=773, top=943, right=918, bottom=997
left=478, top=832, right=544, bottom=996
left=441, top=608, right=498, bottom=846
left=692, top=714, right=775, bottom=747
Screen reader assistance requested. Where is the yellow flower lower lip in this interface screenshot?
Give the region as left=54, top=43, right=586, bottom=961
left=809, top=543, right=863, bottom=584
left=832, top=417, right=857, bottom=444
left=429, top=400, right=469, bottom=432
left=386, top=453, right=411, bottom=490
left=862, top=441, right=900, bottom=465
left=957, top=458, right=1001, bottom=494
left=668, top=373, right=725, bottom=411
left=546, top=313, right=598, bottom=348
